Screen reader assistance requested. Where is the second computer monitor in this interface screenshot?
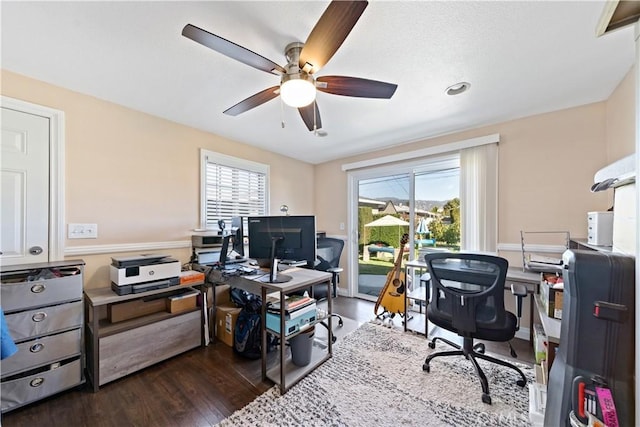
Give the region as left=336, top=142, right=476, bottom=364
left=247, top=215, right=316, bottom=268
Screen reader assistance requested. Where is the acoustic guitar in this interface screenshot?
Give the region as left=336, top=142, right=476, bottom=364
left=373, top=233, right=409, bottom=316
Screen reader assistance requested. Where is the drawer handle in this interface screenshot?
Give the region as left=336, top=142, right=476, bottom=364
left=30, top=377, right=44, bottom=388
left=30, top=343, right=44, bottom=353
left=31, top=283, right=46, bottom=293
left=32, top=312, right=47, bottom=322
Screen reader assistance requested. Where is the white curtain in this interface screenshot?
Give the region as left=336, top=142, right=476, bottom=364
left=460, top=143, right=498, bottom=252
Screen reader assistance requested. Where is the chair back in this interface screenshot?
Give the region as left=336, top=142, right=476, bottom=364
left=424, top=252, right=508, bottom=337
left=315, top=237, right=344, bottom=272
left=312, top=237, right=344, bottom=300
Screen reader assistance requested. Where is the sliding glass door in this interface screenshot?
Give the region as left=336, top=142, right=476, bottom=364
left=356, top=173, right=410, bottom=299
left=350, top=155, right=460, bottom=302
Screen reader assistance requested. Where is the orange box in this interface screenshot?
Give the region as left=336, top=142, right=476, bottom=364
left=179, top=270, right=205, bottom=285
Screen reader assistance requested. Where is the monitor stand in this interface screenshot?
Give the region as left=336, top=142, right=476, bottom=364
left=260, top=237, right=292, bottom=283
left=259, top=273, right=292, bottom=284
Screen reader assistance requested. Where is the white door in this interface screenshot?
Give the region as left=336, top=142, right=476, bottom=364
left=1, top=107, right=50, bottom=265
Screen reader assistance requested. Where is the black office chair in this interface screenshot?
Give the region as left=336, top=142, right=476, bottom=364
left=311, top=237, right=345, bottom=343
left=422, top=252, right=528, bottom=405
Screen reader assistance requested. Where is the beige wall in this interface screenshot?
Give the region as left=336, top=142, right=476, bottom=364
left=1, top=70, right=315, bottom=288
left=2, top=67, right=634, bottom=291
left=605, top=66, right=636, bottom=164
left=315, top=102, right=623, bottom=286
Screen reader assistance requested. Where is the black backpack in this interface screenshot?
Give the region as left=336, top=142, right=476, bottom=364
left=230, top=288, right=276, bottom=359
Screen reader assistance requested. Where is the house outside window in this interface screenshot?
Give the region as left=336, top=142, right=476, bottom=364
left=200, top=149, right=269, bottom=230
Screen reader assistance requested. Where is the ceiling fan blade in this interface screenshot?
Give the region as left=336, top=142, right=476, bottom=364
left=299, top=1, right=368, bottom=74
left=298, top=101, right=322, bottom=131
left=223, top=86, right=280, bottom=116
left=316, top=76, right=397, bottom=99
left=182, top=24, right=286, bottom=75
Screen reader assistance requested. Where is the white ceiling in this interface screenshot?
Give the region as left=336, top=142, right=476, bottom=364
left=1, top=1, right=635, bottom=164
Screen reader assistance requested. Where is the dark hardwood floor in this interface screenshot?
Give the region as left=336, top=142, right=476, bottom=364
left=1, top=297, right=534, bottom=426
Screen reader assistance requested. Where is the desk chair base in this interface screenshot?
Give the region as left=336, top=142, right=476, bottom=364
left=422, top=336, right=527, bottom=405
left=319, top=314, right=344, bottom=343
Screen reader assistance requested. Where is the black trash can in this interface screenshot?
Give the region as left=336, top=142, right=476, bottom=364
left=289, top=326, right=315, bottom=366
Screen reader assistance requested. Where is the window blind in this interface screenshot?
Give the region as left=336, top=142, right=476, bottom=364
left=203, top=151, right=268, bottom=229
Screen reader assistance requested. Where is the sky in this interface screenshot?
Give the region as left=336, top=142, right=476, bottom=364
left=359, top=168, right=459, bottom=202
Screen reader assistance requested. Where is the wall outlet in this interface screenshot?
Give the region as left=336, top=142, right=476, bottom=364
left=68, top=223, right=98, bottom=239
left=339, top=222, right=345, bottom=231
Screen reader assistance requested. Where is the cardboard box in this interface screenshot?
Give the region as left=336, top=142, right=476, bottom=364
left=216, top=304, right=241, bottom=347
left=554, top=291, right=563, bottom=319
left=108, top=295, right=166, bottom=323
left=540, top=277, right=563, bottom=319
left=165, top=287, right=199, bottom=314
left=214, top=284, right=231, bottom=306
left=533, top=323, right=547, bottom=364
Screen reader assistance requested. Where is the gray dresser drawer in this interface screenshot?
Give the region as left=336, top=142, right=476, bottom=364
left=5, top=301, right=83, bottom=342
left=1, top=329, right=82, bottom=377
left=1, top=358, right=82, bottom=413
left=1, top=267, right=82, bottom=312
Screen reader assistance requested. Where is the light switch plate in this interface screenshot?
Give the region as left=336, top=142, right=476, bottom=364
left=68, top=223, right=98, bottom=239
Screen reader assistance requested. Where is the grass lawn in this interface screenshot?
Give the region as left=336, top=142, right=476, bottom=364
left=358, top=258, right=393, bottom=275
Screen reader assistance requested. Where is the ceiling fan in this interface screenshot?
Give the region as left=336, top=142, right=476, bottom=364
left=182, top=0, right=397, bottom=132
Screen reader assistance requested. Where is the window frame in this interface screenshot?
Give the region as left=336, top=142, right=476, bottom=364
left=199, top=149, right=269, bottom=230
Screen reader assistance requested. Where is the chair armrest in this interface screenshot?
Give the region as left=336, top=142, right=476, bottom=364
left=327, top=267, right=343, bottom=274
left=510, top=283, right=527, bottom=298
left=510, top=283, right=528, bottom=329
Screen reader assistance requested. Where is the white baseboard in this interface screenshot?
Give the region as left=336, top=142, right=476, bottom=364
left=515, top=327, right=530, bottom=341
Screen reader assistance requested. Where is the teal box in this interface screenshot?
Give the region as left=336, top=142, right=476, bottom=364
left=266, top=309, right=316, bottom=337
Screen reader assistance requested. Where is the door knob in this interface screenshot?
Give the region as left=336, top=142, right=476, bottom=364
left=29, top=246, right=43, bottom=255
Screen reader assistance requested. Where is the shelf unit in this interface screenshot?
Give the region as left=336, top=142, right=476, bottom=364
left=534, top=292, right=561, bottom=376
left=84, top=283, right=204, bottom=392
left=224, top=267, right=333, bottom=394
left=1, top=260, right=85, bottom=413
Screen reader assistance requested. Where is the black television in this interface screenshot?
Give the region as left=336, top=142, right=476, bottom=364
left=248, top=215, right=317, bottom=270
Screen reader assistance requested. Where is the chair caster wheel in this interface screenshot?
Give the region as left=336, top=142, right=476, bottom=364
left=338, top=319, right=344, bottom=327
left=516, top=379, right=526, bottom=387
left=428, top=342, right=435, bottom=349
left=473, top=343, right=485, bottom=354
left=331, top=336, right=337, bottom=343
left=422, top=364, right=430, bottom=372
left=482, top=393, right=492, bottom=405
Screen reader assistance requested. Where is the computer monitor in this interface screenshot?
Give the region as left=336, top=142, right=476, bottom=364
left=248, top=215, right=317, bottom=269
left=231, top=216, right=244, bottom=257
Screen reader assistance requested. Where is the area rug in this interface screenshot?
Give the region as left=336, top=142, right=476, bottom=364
left=216, top=322, right=533, bottom=427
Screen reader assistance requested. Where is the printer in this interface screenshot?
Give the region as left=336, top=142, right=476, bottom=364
left=110, top=254, right=181, bottom=295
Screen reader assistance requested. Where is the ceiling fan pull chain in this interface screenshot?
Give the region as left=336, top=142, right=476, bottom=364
left=280, top=97, right=285, bottom=128
left=313, top=101, right=317, bottom=134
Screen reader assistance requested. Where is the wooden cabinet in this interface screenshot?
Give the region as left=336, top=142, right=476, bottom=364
left=1, top=260, right=85, bottom=413
left=84, top=284, right=203, bottom=391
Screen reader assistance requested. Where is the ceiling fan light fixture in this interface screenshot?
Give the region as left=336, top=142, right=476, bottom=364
left=280, top=73, right=316, bottom=108
left=446, top=82, right=470, bottom=96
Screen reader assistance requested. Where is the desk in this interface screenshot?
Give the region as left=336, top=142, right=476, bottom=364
left=404, top=260, right=539, bottom=340
left=222, top=267, right=332, bottom=394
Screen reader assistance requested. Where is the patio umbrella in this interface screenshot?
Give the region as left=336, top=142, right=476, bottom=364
left=364, top=215, right=410, bottom=244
